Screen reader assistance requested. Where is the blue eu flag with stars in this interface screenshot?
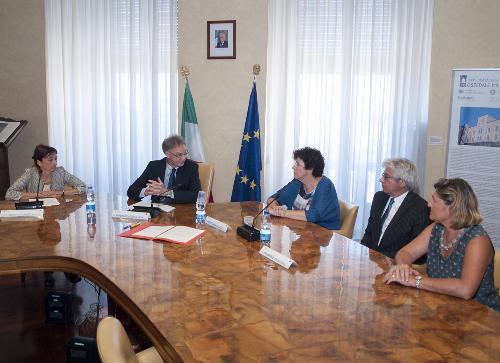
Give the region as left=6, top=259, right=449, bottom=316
left=231, top=81, right=261, bottom=202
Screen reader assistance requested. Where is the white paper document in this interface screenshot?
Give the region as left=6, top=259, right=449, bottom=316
left=259, top=246, right=295, bottom=269
left=156, top=204, right=175, bottom=213
left=157, top=226, right=205, bottom=244
left=29, top=198, right=60, bottom=207
left=112, top=210, right=150, bottom=220
left=132, top=225, right=174, bottom=238
left=205, top=215, right=230, bottom=232
left=0, top=209, right=44, bottom=219
left=130, top=225, right=204, bottom=244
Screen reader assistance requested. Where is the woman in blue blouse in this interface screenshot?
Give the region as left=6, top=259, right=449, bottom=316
left=267, top=147, right=340, bottom=230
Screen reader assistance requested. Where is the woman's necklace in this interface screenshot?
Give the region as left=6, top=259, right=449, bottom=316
left=439, top=228, right=465, bottom=254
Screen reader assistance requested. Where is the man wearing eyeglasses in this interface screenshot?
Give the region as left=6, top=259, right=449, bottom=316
left=127, top=135, right=201, bottom=203
left=361, top=158, right=430, bottom=261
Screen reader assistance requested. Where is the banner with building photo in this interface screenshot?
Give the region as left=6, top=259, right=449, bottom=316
left=447, top=69, right=500, bottom=250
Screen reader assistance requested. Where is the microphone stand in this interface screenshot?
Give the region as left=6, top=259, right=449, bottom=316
left=131, top=198, right=163, bottom=218
left=149, top=197, right=161, bottom=218
left=36, top=173, right=41, bottom=202
left=15, top=172, right=43, bottom=210
left=236, top=196, right=279, bottom=241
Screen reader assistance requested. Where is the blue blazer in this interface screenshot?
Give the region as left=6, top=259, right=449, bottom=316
left=271, top=177, right=340, bottom=230
left=127, top=158, right=201, bottom=204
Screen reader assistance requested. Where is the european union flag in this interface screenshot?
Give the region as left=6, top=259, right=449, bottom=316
left=231, top=81, right=261, bottom=202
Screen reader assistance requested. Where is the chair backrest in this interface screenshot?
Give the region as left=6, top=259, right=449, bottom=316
left=198, top=162, right=215, bottom=197
left=333, top=199, right=359, bottom=239
left=97, top=316, right=140, bottom=363
left=495, top=253, right=500, bottom=290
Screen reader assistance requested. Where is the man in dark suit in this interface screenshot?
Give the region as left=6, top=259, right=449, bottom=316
left=361, top=158, right=430, bottom=261
left=127, top=135, right=201, bottom=204
left=216, top=31, right=228, bottom=48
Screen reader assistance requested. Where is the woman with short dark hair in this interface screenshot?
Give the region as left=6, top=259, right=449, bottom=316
left=384, top=178, right=500, bottom=312
left=5, top=144, right=86, bottom=200
left=267, top=147, right=340, bottom=230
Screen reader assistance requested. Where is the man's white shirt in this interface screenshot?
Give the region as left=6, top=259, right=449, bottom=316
left=378, top=191, right=409, bottom=245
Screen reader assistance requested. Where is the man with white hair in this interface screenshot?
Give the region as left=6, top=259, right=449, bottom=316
left=127, top=135, right=201, bottom=204
left=361, top=158, right=430, bottom=260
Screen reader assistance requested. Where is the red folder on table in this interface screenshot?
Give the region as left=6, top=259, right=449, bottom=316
left=119, top=221, right=206, bottom=244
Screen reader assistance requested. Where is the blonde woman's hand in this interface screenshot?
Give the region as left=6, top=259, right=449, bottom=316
left=384, top=273, right=419, bottom=288
left=383, top=264, right=420, bottom=284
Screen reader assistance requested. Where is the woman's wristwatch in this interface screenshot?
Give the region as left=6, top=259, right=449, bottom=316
left=415, top=275, right=423, bottom=289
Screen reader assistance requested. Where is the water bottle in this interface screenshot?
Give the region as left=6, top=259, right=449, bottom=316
left=260, top=207, right=271, bottom=244
left=87, top=222, right=96, bottom=238
left=86, top=185, right=96, bottom=213
left=195, top=191, right=206, bottom=227
left=263, top=206, right=271, bottom=221
left=86, top=185, right=96, bottom=237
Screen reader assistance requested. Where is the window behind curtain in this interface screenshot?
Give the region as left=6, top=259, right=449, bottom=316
left=265, top=0, right=433, bottom=238
left=45, top=0, right=178, bottom=196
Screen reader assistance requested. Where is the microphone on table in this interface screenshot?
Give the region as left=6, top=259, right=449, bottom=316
left=15, top=173, right=44, bottom=210
left=147, top=197, right=160, bottom=218
left=236, top=195, right=279, bottom=241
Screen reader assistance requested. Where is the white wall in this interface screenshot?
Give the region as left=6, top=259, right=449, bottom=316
left=0, top=0, right=47, bottom=183
left=425, top=0, right=500, bottom=198
left=5, top=0, right=500, bottom=203
left=178, top=0, right=268, bottom=202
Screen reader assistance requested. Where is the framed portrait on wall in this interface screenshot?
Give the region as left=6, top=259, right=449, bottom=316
left=207, top=20, right=236, bottom=59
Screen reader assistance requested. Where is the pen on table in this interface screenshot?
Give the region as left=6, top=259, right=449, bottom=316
left=123, top=222, right=141, bottom=230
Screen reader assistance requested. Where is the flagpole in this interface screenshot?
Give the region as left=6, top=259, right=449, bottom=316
left=179, top=65, right=207, bottom=163
left=253, top=64, right=260, bottom=83
left=230, top=64, right=263, bottom=202
left=180, top=64, right=190, bottom=83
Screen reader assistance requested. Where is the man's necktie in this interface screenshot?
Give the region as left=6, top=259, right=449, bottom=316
left=167, top=168, right=176, bottom=189
left=380, top=197, right=395, bottom=228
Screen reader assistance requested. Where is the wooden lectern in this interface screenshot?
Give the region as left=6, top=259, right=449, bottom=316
left=0, top=117, right=28, bottom=200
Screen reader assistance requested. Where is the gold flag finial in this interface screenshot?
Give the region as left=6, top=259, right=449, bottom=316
left=253, top=64, right=261, bottom=76
left=180, top=65, right=190, bottom=79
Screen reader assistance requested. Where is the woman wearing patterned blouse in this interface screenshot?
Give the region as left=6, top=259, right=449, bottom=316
left=384, top=178, right=500, bottom=312
left=267, top=147, right=340, bottom=230
left=6, top=144, right=86, bottom=200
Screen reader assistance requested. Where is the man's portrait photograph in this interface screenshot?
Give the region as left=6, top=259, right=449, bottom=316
left=207, top=20, right=236, bottom=59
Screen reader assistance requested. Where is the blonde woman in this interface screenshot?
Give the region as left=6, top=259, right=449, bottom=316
left=384, top=178, right=499, bottom=312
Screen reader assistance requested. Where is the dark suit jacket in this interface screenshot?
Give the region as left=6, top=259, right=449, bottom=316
left=361, top=191, right=430, bottom=261
left=127, top=158, right=201, bottom=204
left=216, top=41, right=228, bottom=48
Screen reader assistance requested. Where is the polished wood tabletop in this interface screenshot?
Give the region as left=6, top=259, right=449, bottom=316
left=0, top=195, right=499, bottom=362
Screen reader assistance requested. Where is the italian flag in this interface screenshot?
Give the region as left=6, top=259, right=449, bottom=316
left=181, top=81, right=206, bottom=162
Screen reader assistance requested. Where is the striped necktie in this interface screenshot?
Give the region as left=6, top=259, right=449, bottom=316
left=380, top=197, right=395, bottom=228
left=167, top=168, right=176, bottom=189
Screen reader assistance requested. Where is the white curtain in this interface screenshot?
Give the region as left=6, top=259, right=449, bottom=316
left=45, top=0, right=178, bottom=196
left=265, top=0, right=433, bottom=239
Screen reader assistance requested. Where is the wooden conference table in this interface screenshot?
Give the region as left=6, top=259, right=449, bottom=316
left=0, top=194, right=499, bottom=362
